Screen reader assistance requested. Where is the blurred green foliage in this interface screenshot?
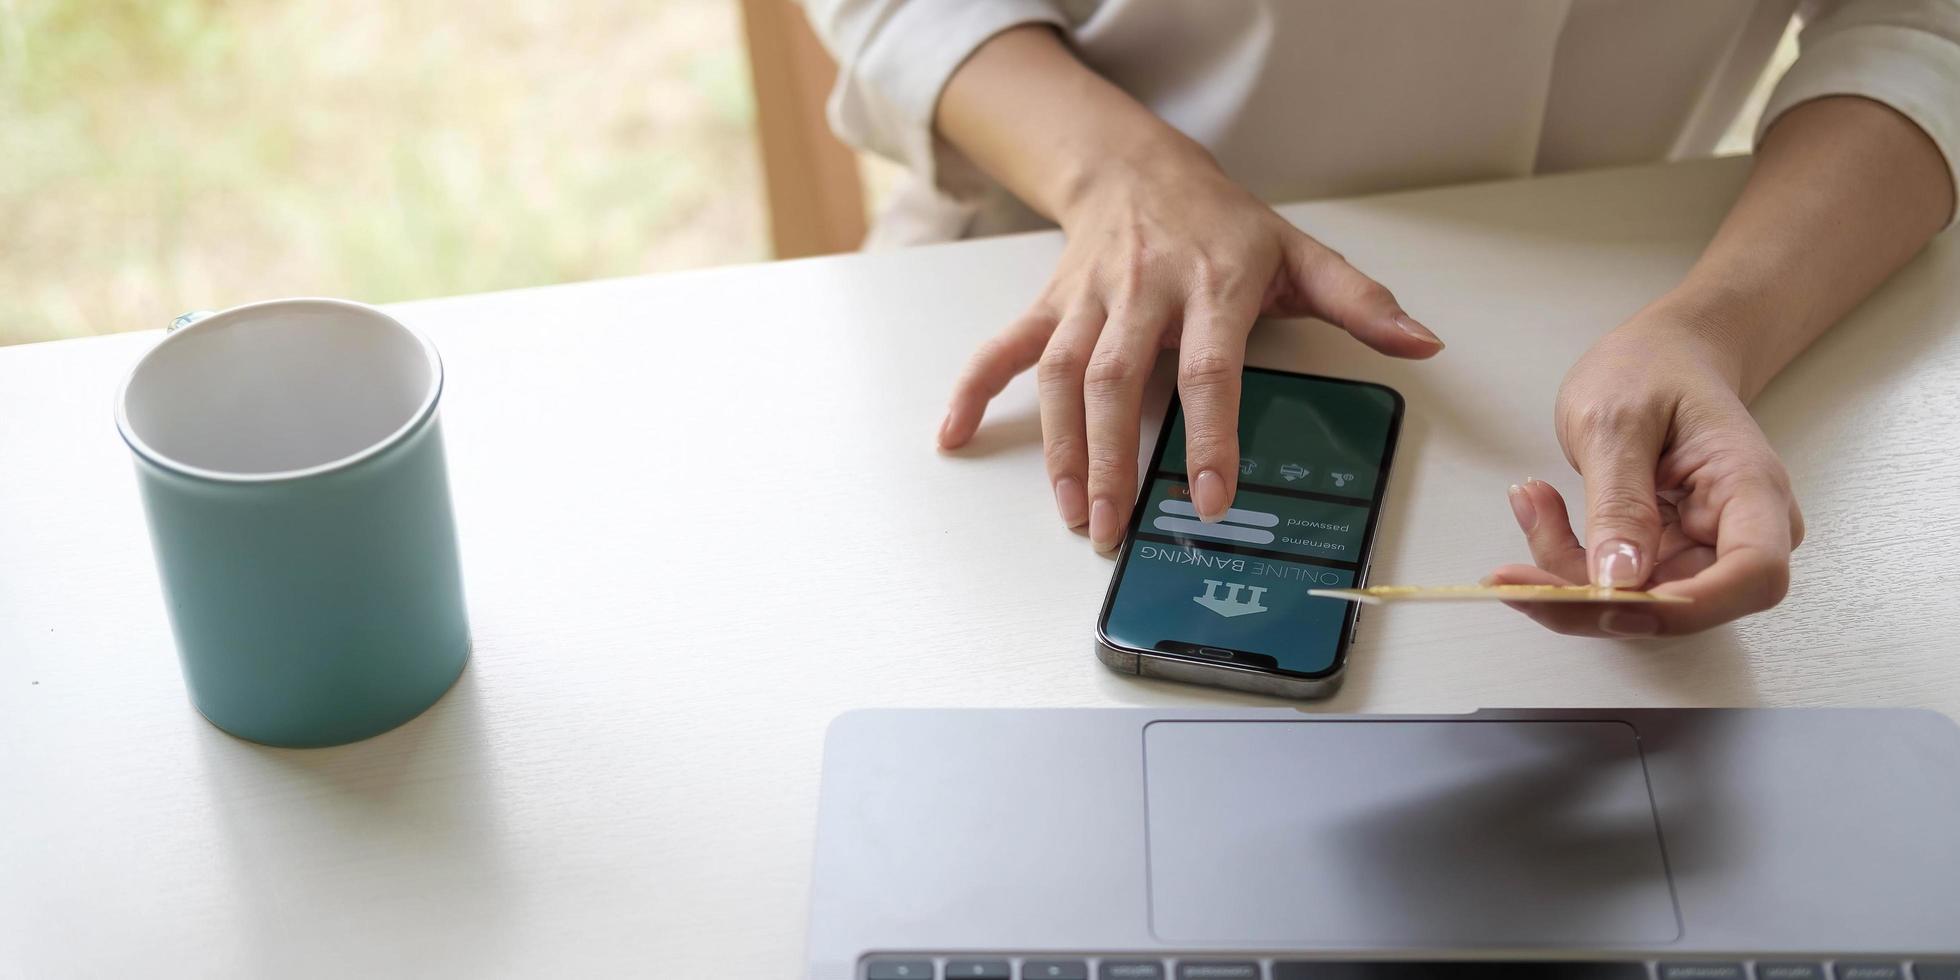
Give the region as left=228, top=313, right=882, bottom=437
left=0, top=0, right=764, bottom=344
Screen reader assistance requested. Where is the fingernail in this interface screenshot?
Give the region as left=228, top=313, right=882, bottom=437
left=937, top=412, right=954, bottom=446
left=1592, top=539, right=1643, bottom=589
left=1193, top=470, right=1228, bottom=521
left=1089, top=498, right=1120, bottom=552
left=1507, top=484, right=1536, bottom=532
left=1054, top=477, right=1087, bottom=528
left=1392, top=313, right=1443, bottom=348
left=1600, top=609, right=1660, bottom=638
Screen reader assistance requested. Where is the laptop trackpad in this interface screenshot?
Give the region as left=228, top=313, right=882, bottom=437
left=1143, top=720, right=1680, bottom=945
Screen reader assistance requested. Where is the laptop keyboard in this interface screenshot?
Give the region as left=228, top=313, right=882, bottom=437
left=862, top=959, right=1960, bottom=980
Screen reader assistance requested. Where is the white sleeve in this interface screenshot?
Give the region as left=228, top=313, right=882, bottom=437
left=797, top=0, right=1070, bottom=195
left=1758, top=0, right=1960, bottom=227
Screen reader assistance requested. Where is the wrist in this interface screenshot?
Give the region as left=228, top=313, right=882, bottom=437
left=938, top=24, right=1227, bottom=227
left=1635, top=284, right=1773, bottom=400
left=1049, top=122, right=1220, bottom=227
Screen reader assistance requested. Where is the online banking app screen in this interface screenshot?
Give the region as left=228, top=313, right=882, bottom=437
left=1101, top=372, right=1399, bottom=676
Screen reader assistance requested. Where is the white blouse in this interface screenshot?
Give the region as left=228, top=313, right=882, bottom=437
left=800, top=0, right=1960, bottom=246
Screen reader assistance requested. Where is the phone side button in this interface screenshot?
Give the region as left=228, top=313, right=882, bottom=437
left=1349, top=608, right=1363, bottom=645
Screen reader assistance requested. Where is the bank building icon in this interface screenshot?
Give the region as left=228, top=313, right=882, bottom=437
left=1194, top=579, right=1269, bottom=618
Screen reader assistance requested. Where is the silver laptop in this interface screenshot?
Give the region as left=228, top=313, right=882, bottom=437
left=805, top=708, right=1960, bottom=980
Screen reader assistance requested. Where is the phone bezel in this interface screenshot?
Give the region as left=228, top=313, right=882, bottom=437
left=1094, top=366, right=1406, bottom=685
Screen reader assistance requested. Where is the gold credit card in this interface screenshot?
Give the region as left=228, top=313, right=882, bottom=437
left=1307, top=584, right=1693, bottom=605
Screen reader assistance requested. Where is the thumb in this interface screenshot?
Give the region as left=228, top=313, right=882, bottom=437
left=1574, top=422, right=1666, bottom=589
left=1280, top=231, right=1444, bottom=359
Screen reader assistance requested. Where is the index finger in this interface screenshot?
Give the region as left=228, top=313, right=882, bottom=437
left=1177, top=290, right=1259, bottom=522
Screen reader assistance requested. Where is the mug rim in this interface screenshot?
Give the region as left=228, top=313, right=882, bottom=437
left=114, top=297, right=445, bottom=485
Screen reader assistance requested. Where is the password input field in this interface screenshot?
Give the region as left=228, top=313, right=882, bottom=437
left=1158, top=499, right=1279, bottom=527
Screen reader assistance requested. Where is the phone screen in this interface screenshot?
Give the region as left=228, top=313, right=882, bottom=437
left=1097, top=369, right=1403, bottom=678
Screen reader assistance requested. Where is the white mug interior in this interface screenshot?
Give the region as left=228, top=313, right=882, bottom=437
left=118, top=299, right=441, bottom=479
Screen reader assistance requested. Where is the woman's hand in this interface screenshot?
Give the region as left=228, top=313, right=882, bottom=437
left=1487, top=305, right=1805, bottom=636
left=1490, top=97, right=1953, bottom=637
left=928, top=26, right=1442, bottom=552
left=935, top=139, right=1443, bottom=551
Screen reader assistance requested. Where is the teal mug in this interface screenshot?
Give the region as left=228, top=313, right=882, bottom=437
left=115, top=298, right=471, bottom=747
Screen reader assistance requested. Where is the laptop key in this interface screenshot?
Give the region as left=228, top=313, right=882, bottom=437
left=1177, top=964, right=1259, bottom=980
left=1100, top=962, right=1167, bottom=979
left=1023, top=962, right=1090, bottom=980
left=1837, top=966, right=1905, bottom=980
left=1914, top=965, right=1960, bottom=980
left=1660, top=965, right=1745, bottom=980
left=1757, top=966, right=1826, bottom=980
left=944, top=960, right=1010, bottom=979
left=866, top=960, right=936, bottom=980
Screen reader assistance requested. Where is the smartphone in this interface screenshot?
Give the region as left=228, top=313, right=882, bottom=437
left=1095, top=368, right=1404, bottom=698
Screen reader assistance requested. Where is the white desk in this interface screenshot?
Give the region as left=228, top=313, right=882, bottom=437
left=4, top=157, right=1959, bottom=978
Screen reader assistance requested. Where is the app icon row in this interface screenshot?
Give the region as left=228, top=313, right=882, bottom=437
left=1237, top=457, right=1360, bottom=491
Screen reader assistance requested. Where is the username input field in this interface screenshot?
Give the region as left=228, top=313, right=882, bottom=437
left=1151, top=515, right=1278, bottom=544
